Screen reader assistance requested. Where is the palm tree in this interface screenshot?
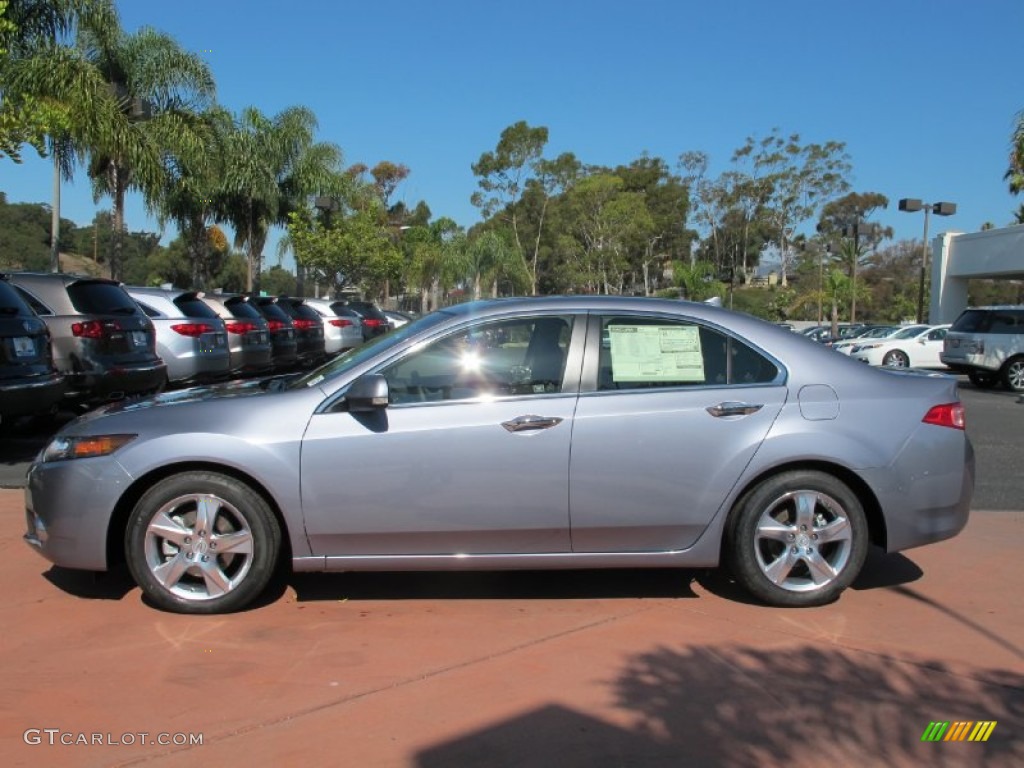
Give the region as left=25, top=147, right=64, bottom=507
left=217, top=105, right=344, bottom=293
left=81, top=24, right=215, bottom=280
left=1, top=0, right=122, bottom=270
left=465, top=230, right=528, bottom=298
left=149, top=106, right=228, bottom=289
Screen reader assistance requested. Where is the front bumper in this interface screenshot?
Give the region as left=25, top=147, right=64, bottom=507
left=23, top=455, right=135, bottom=571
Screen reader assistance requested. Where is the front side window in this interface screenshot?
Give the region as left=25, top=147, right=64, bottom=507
left=382, top=316, right=574, bottom=404
left=597, top=316, right=778, bottom=390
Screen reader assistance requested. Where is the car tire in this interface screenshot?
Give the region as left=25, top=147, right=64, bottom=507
left=725, top=470, right=868, bottom=607
left=1002, top=356, right=1024, bottom=393
left=882, top=349, right=909, bottom=368
left=967, top=371, right=999, bottom=389
left=125, top=471, right=281, bottom=614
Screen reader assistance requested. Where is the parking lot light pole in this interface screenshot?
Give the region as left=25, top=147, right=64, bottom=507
left=898, top=198, right=957, bottom=324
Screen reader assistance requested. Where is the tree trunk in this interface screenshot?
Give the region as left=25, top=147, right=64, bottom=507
left=50, top=152, right=61, bottom=273
left=111, top=165, right=126, bottom=282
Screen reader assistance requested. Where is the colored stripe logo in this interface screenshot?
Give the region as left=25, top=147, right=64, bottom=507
left=921, top=721, right=997, bottom=742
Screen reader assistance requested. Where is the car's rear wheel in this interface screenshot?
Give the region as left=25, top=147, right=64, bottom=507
left=726, top=471, right=868, bottom=607
left=125, top=472, right=280, bottom=614
left=967, top=371, right=999, bottom=389
left=1002, top=356, right=1024, bottom=393
left=882, top=349, right=909, bottom=367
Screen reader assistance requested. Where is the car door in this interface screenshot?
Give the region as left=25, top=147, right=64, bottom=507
left=300, top=313, right=584, bottom=556
left=913, top=326, right=948, bottom=368
left=569, top=312, right=787, bottom=553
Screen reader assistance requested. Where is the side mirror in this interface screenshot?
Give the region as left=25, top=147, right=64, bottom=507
left=345, top=374, right=389, bottom=412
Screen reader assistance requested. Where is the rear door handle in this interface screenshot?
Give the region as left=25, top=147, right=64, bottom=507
left=706, top=402, right=764, bottom=418
left=501, top=415, right=564, bottom=432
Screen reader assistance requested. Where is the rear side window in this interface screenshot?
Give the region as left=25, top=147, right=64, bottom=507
left=134, top=300, right=159, bottom=318
left=598, top=316, right=778, bottom=390
left=291, top=303, right=321, bottom=321
left=0, top=280, right=33, bottom=315
left=951, top=309, right=1024, bottom=334
left=175, top=295, right=220, bottom=319
left=257, top=302, right=291, bottom=323
left=13, top=286, right=52, bottom=316
left=225, top=298, right=262, bottom=320
left=342, top=301, right=387, bottom=322
left=67, top=281, right=139, bottom=315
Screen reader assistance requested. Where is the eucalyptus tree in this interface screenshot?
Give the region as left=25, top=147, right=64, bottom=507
left=471, top=120, right=549, bottom=294
left=561, top=173, right=653, bottom=294
left=217, top=105, right=344, bottom=293
left=732, top=129, right=851, bottom=285
left=79, top=24, right=215, bottom=280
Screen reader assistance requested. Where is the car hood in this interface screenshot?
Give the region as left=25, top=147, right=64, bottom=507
left=74, top=376, right=289, bottom=425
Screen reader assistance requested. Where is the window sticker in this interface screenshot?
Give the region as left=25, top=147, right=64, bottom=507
left=609, top=324, right=705, bottom=383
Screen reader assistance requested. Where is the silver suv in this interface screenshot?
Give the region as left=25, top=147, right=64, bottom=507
left=126, top=287, right=231, bottom=388
left=8, top=272, right=165, bottom=405
left=941, top=305, right=1024, bottom=392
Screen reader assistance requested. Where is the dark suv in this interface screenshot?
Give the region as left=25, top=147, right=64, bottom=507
left=0, top=274, right=66, bottom=423
left=337, top=300, right=390, bottom=341
left=7, top=272, right=166, bottom=405
left=277, top=297, right=326, bottom=368
left=250, top=296, right=299, bottom=371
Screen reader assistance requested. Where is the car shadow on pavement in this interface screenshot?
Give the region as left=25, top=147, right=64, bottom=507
left=43, top=564, right=136, bottom=601
left=288, top=568, right=700, bottom=602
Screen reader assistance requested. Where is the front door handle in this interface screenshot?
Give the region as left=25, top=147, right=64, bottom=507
left=706, top=402, right=764, bottom=418
left=501, top=415, right=564, bottom=433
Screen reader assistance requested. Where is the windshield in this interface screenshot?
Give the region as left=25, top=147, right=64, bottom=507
left=287, top=309, right=451, bottom=390
left=892, top=325, right=926, bottom=340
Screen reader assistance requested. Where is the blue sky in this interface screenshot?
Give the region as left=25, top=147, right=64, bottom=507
left=2, top=0, right=1022, bottom=271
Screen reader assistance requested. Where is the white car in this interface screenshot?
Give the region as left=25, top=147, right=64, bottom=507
left=849, top=325, right=950, bottom=369
left=829, top=325, right=901, bottom=355
left=302, top=298, right=364, bottom=357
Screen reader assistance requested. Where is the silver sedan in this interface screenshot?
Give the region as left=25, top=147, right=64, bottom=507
left=24, top=296, right=974, bottom=614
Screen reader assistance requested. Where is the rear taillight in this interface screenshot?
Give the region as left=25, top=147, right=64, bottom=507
left=363, top=318, right=383, bottom=329
left=71, top=320, right=113, bottom=339
left=171, top=323, right=215, bottom=337
left=329, top=318, right=352, bottom=328
left=266, top=320, right=287, bottom=332
left=225, top=321, right=256, bottom=335
left=923, top=403, right=966, bottom=430
left=292, top=319, right=317, bottom=330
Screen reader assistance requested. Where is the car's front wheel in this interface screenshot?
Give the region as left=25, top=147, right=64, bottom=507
left=1002, top=356, right=1024, bottom=393
left=882, top=349, right=909, bottom=368
left=125, top=472, right=281, bottom=614
left=726, top=471, right=868, bottom=607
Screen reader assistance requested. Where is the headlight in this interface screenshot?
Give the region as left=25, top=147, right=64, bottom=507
left=42, top=434, right=137, bottom=463
left=858, top=343, right=882, bottom=351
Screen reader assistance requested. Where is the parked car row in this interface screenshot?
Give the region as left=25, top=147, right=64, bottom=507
left=0, top=271, right=397, bottom=425
left=796, top=308, right=1024, bottom=391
